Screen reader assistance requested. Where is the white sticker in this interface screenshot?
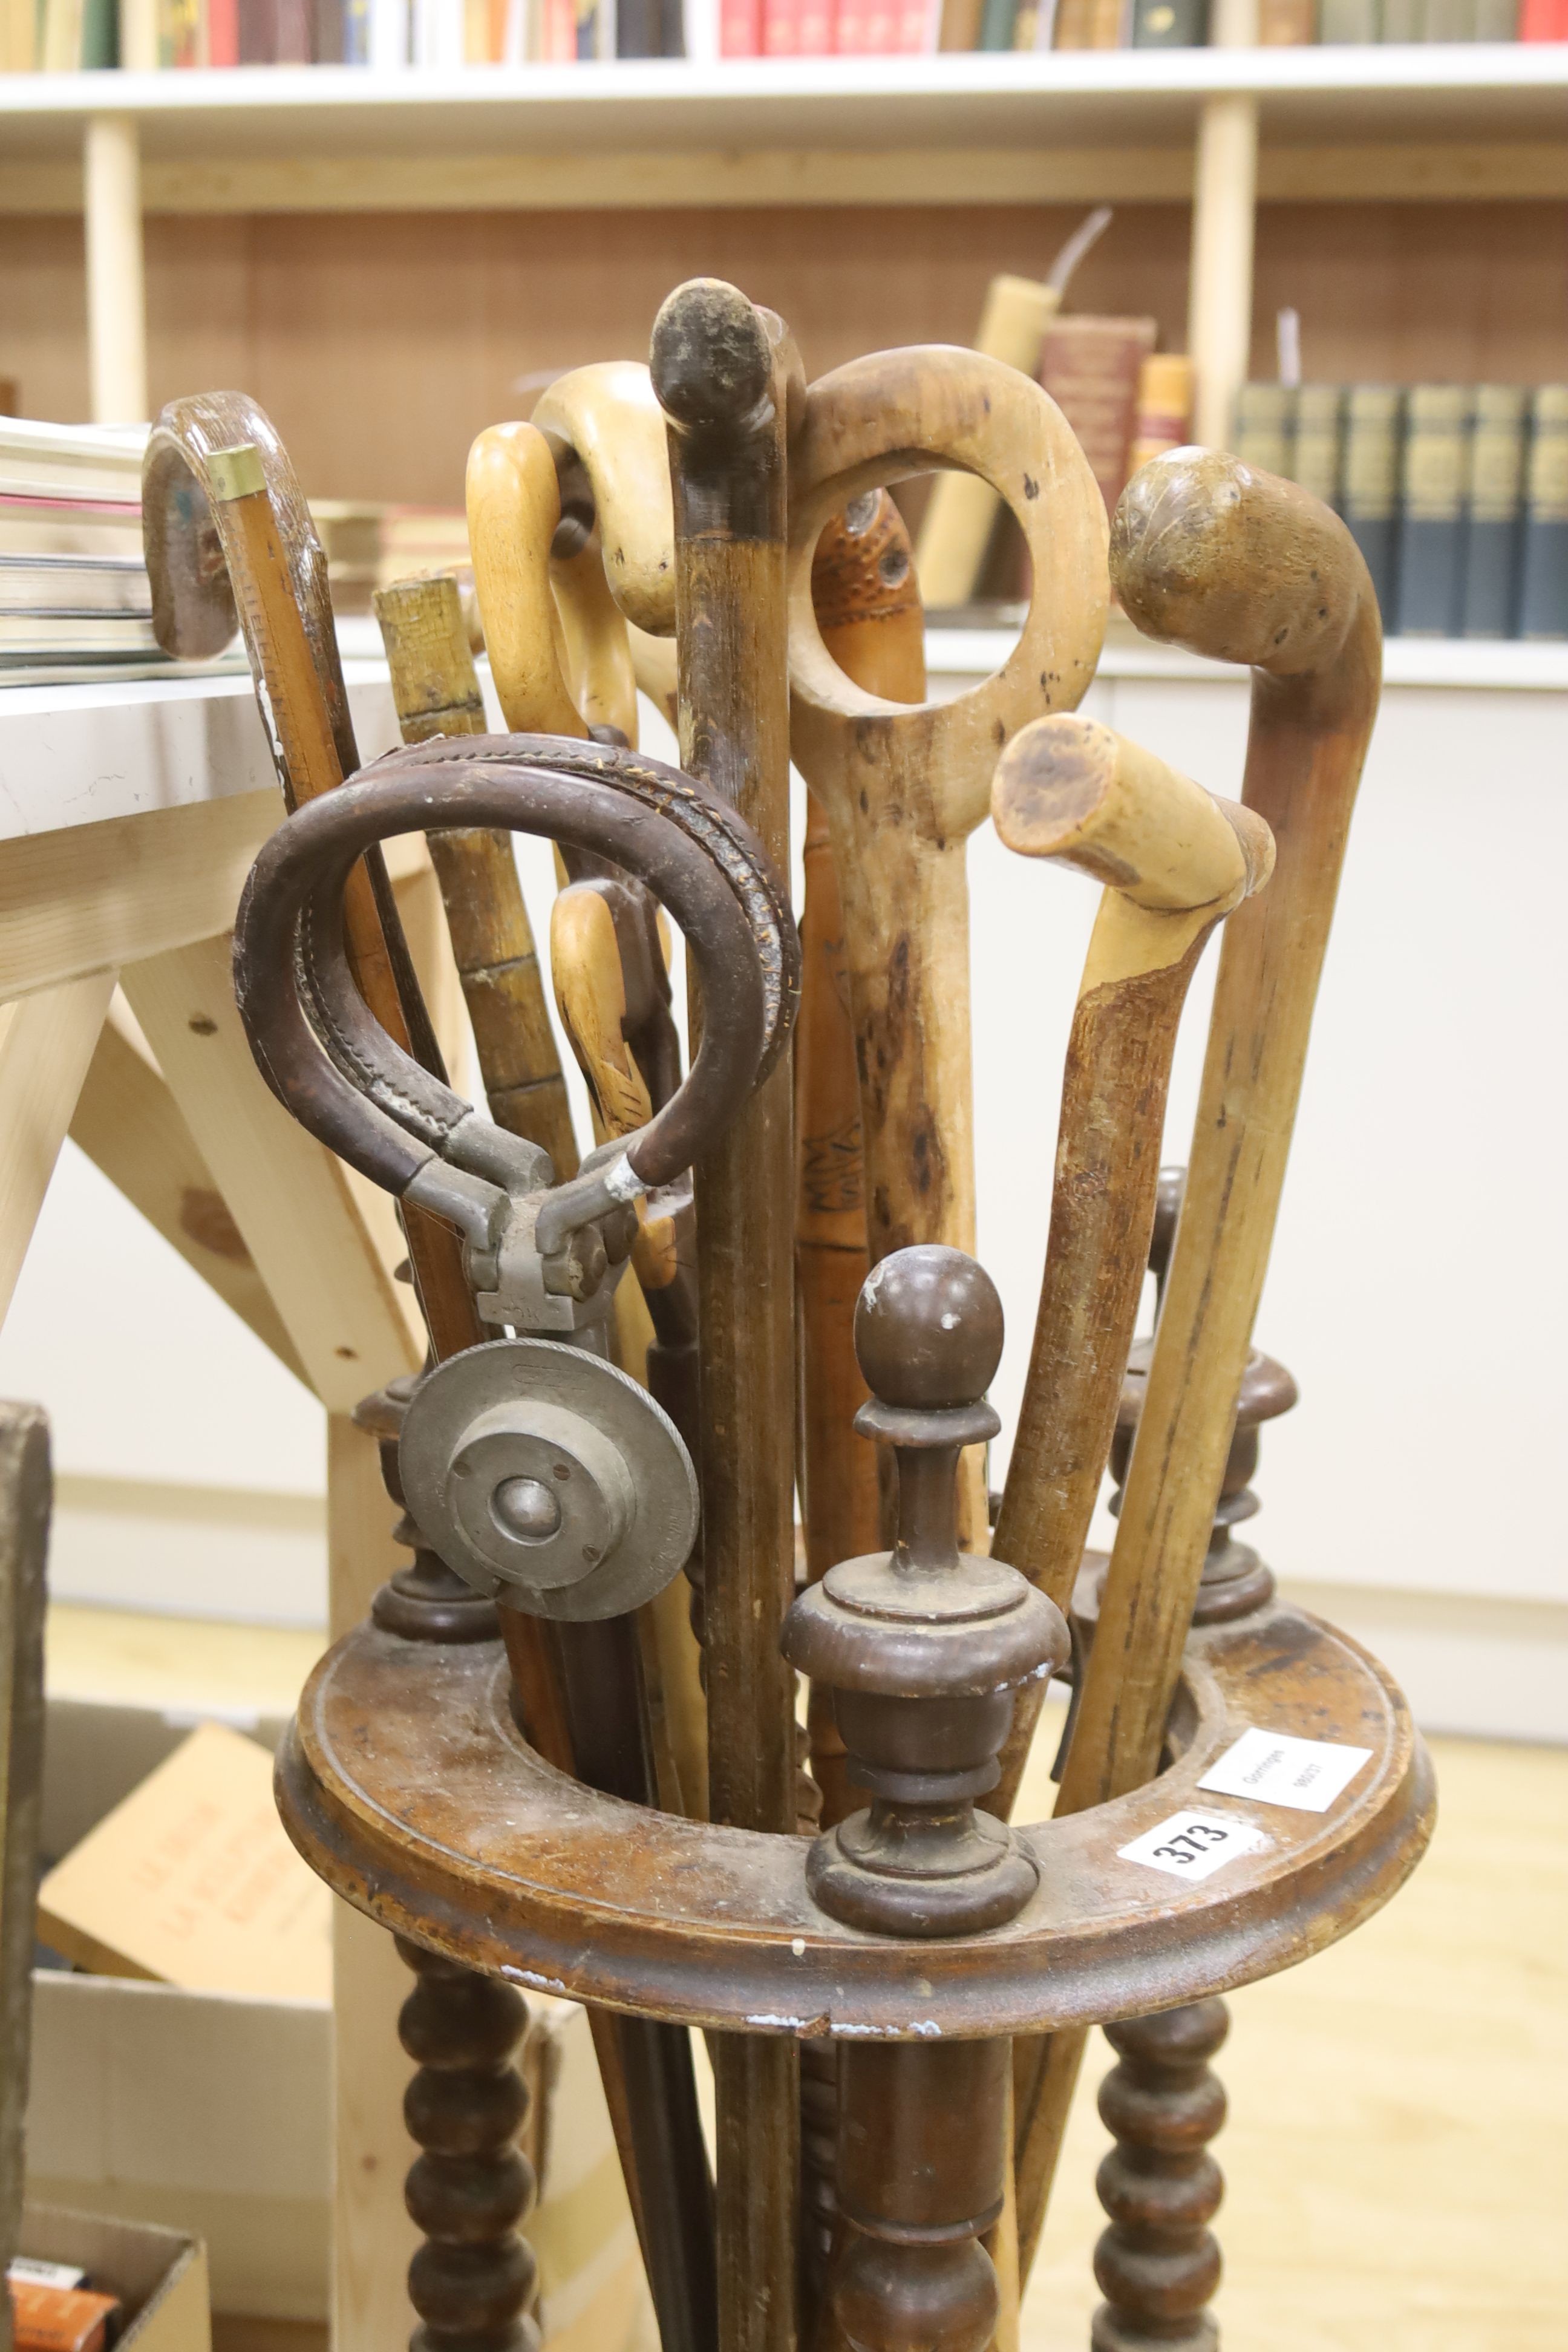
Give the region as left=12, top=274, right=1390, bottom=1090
left=7, top=2258, right=88, bottom=2289
left=1117, top=1808, right=1270, bottom=1882
left=1198, top=1725, right=1372, bottom=1815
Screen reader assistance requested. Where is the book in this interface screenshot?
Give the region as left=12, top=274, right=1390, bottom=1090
left=40, top=0, right=84, bottom=70
left=1341, top=384, right=1403, bottom=621
left=1394, top=385, right=1469, bottom=636
left=938, top=0, right=981, bottom=32
left=1459, top=384, right=1526, bottom=638
left=1037, top=315, right=1158, bottom=520
left=1290, top=383, right=1344, bottom=508
left=720, top=0, right=760, bottom=42
left=313, top=0, right=345, bottom=51
left=2, top=0, right=39, bottom=68
left=1379, top=0, right=1418, bottom=32
left=1132, top=0, right=1206, bottom=38
left=208, top=0, right=240, bottom=59
left=1317, top=0, right=1378, bottom=30
left=342, top=0, right=370, bottom=51
left=158, top=0, right=203, bottom=63
left=1258, top=0, right=1313, bottom=31
left=1234, top=381, right=1293, bottom=477
left=238, top=0, right=275, bottom=54
left=0, top=553, right=152, bottom=613
left=976, top=0, right=1017, bottom=38
left=1053, top=0, right=1123, bottom=38
left=798, top=0, right=836, bottom=45
left=1517, top=384, right=1568, bottom=640
left=1127, top=353, right=1193, bottom=475
left=762, top=0, right=803, bottom=45
left=1517, top=0, right=1564, bottom=33
left=1472, top=0, right=1514, bottom=28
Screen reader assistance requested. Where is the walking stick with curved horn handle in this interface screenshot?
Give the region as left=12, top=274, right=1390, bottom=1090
left=984, top=714, right=1275, bottom=1824
left=142, top=394, right=481, bottom=1362
left=788, top=347, right=1108, bottom=1550
left=1011, top=451, right=1381, bottom=2282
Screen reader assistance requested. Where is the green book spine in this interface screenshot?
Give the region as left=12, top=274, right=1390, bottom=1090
left=977, top=0, right=1018, bottom=42
left=1517, top=385, right=1568, bottom=642
left=1234, top=383, right=1295, bottom=480
left=1132, top=0, right=1206, bottom=41
left=1290, top=384, right=1345, bottom=509
left=1394, top=385, right=1469, bottom=637
left=1460, top=384, right=1526, bottom=639
left=80, top=0, right=117, bottom=59
left=1341, top=385, right=1404, bottom=623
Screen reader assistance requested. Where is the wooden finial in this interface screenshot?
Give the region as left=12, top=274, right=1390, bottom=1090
left=783, top=1244, right=1067, bottom=1939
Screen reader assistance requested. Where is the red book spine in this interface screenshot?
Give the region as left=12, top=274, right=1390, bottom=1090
left=720, top=0, right=762, bottom=44
left=1518, top=0, right=1558, bottom=33
left=209, top=0, right=241, bottom=60
left=834, top=0, right=867, bottom=38
left=762, top=0, right=803, bottom=48
left=798, top=0, right=837, bottom=44
left=894, top=0, right=930, bottom=42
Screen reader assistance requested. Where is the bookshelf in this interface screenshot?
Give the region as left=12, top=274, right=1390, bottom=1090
left=0, top=51, right=1563, bottom=494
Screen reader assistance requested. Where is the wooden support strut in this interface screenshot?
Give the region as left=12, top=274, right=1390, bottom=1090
left=652, top=275, right=802, bottom=2352
left=1010, top=449, right=1382, bottom=2285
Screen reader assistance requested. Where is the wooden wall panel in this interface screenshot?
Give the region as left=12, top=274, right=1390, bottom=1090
left=0, top=200, right=1561, bottom=505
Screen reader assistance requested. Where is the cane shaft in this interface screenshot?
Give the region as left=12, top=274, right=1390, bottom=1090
left=655, top=277, right=799, bottom=2352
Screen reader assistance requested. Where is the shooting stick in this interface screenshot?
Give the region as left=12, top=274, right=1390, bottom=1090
left=1011, top=451, right=1382, bottom=2279
left=374, top=572, right=580, bottom=1178
left=800, top=490, right=925, bottom=1827
left=789, top=347, right=1107, bottom=1548
left=984, top=714, right=1274, bottom=1822
left=142, top=396, right=481, bottom=1364
left=653, top=275, right=800, bottom=2352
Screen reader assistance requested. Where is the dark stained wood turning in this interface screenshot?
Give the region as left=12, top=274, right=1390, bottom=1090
left=1090, top=2002, right=1228, bottom=2352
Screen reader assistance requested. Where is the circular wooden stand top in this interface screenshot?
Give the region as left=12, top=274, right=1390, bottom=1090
left=278, top=1598, right=1433, bottom=2040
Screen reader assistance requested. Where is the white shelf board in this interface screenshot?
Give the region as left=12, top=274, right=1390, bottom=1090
left=926, top=628, right=1568, bottom=691
left=1, top=50, right=1564, bottom=163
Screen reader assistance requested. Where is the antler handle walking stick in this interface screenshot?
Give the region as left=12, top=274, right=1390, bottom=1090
left=789, top=348, right=1108, bottom=1549
left=984, top=714, right=1275, bottom=1822
left=1011, top=451, right=1382, bottom=2282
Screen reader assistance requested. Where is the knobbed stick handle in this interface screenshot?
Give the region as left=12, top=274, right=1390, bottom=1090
left=1011, top=452, right=1379, bottom=2287
left=532, top=359, right=678, bottom=638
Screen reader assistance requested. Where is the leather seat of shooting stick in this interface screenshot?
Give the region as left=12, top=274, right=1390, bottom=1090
left=278, top=1592, right=1431, bottom=2038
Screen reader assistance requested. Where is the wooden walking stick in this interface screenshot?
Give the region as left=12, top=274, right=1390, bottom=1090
left=799, top=488, right=926, bottom=1828
left=982, top=714, right=1275, bottom=1823
left=532, top=360, right=678, bottom=638
left=465, top=420, right=721, bottom=2352
left=374, top=571, right=580, bottom=1177
left=789, top=347, right=1107, bottom=1548
left=1010, top=449, right=1382, bottom=2284
left=143, top=395, right=482, bottom=1364
left=652, top=275, right=801, bottom=2352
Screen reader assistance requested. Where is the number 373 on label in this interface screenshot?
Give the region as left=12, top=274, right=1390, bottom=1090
left=1117, top=1809, right=1272, bottom=1883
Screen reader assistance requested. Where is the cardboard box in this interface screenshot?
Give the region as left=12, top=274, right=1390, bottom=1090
left=29, top=1693, right=653, bottom=2346
left=16, top=2207, right=208, bottom=2352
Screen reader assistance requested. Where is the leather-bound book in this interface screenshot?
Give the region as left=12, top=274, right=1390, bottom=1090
left=1340, top=385, right=1404, bottom=622
left=1290, top=384, right=1345, bottom=509
left=1053, top=0, right=1124, bottom=41
left=1394, top=385, right=1469, bottom=637
left=1517, top=385, right=1568, bottom=641
left=1460, top=384, right=1527, bottom=639
left=1257, top=0, right=1314, bottom=36
left=1037, top=315, right=1158, bottom=518
left=1127, top=353, right=1194, bottom=474
left=1234, top=381, right=1294, bottom=478
left=1132, top=0, right=1207, bottom=41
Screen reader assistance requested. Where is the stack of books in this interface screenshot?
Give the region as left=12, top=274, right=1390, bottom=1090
left=1235, top=381, right=1568, bottom=638
left=0, top=417, right=160, bottom=684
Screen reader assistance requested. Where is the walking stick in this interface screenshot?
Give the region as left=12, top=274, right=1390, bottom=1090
left=798, top=489, right=926, bottom=1829
left=532, top=360, right=678, bottom=638
left=465, top=420, right=722, bottom=2352
left=143, top=395, right=482, bottom=1364
left=652, top=275, right=801, bottom=2352
left=1010, top=449, right=1381, bottom=2280
left=374, top=572, right=580, bottom=1177
left=789, top=347, right=1107, bottom=1548
left=984, top=714, right=1274, bottom=1822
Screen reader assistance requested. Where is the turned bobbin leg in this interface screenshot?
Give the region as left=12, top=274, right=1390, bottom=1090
left=1091, top=2001, right=1227, bottom=2352
left=835, top=2040, right=1009, bottom=2352
left=398, top=1938, right=540, bottom=2352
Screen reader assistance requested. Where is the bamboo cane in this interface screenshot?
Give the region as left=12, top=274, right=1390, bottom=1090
left=1010, top=449, right=1381, bottom=2281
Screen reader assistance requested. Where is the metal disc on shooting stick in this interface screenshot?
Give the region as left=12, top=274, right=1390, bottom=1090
left=400, top=1338, right=697, bottom=1622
